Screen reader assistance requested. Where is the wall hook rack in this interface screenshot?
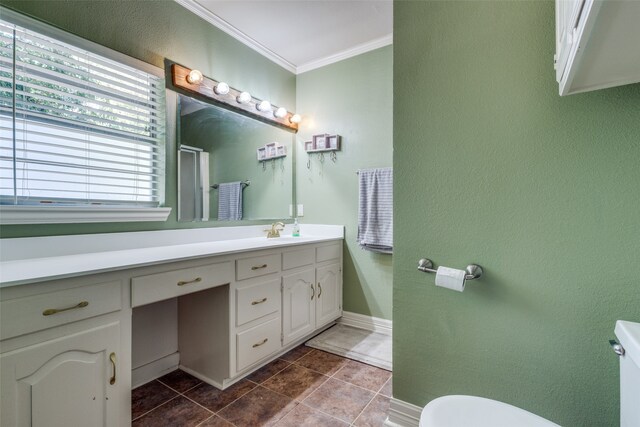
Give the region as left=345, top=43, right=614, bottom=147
left=417, top=258, right=483, bottom=280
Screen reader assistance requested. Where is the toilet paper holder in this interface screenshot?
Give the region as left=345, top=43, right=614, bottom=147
left=417, top=258, right=483, bottom=281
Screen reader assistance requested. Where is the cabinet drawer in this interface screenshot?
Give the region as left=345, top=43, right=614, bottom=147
left=1, top=280, right=121, bottom=340
left=236, top=279, right=280, bottom=327
left=282, top=247, right=314, bottom=271
left=131, top=261, right=232, bottom=307
left=236, top=316, right=280, bottom=371
left=316, top=243, right=341, bottom=263
left=236, top=254, right=280, bottom=281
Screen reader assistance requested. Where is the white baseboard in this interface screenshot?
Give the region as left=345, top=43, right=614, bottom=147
left=338, top=311, right=392, bottom=335
left=384, top=398, right=422, bottom=427
left=132, top=352, right=180, bottom=388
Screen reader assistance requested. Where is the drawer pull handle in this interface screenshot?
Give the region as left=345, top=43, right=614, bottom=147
left=177, top=277, right=202, bottom=286
left=253, top=338, right=268, bottom=348
left=251, top=297, right=268, bottom=305
left=318, top=283, right=322, bottom=298
left=109, top=352, right=117, bottom=385
left=311, top=283, right=315, bottom=300
left=42, top=301, right=89, bottom=316
left=251, top=264, right=268, bottom=270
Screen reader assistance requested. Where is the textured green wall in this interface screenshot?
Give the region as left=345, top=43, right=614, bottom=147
left=0, top=0, right=295, bottom=237
left=394, top=1, right=640, bottom=425
left=296, top=46, right=393, bottom=320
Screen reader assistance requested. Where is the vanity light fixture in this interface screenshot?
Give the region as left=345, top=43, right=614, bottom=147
left=256, top=100, right=272, bottom=112
left=214, top=81, right=230, bottom=95
left=237, top=91, right=252, bottom=104
left=274, top=107, right=287, bottom=119
left=170, top=62, right=298, bottom=132
left=290, top=114, right=302, bottom=124
left=186, top=69, right=204, bottom=84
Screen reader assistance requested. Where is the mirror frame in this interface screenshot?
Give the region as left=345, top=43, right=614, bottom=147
left=167, top=61, right=297, bottom=225
left=165, top=59, right=298, bottom=133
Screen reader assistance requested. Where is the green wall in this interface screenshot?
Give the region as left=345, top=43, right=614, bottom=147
left=296, top=46, right=393, bottom=320
left=393, top=1, right=640, bottom=425
left=0, top=0, right=295, bottom=237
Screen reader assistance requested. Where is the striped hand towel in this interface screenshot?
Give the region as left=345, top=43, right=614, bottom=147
left=357, top=168, right=393, bottom=254
left=217, top=181, right=243, bottom=221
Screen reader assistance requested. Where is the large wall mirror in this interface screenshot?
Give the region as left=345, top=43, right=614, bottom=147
left=177, top=94, right=294, bottom=222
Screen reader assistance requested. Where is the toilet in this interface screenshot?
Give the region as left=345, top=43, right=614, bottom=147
left=420, top=320, right=640, bottom=427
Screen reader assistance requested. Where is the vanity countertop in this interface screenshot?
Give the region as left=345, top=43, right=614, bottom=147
left=0, top=224, right=344, bottom=287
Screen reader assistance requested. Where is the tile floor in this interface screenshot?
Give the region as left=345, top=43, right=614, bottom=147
left=132, top=346, right=392, bottom=426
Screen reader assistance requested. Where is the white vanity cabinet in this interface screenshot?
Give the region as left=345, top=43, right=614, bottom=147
left=230, top=252, right=283, bottom=375
left=281, top=242, right=343, bottom=346
left=0, top=228, right=343, bottom=426
left=1, top=322, right=121, bottom=427
left=282, top=268, right=316, bottom=346
left=0, top=275, right=129, bottom=427
left=315, top=262, right=342, bottom=327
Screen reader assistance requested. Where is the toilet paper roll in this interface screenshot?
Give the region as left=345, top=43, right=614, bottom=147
left=435, top=266, right=467, bottom=292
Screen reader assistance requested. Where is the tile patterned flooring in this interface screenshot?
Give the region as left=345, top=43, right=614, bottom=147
left=132, top=346, right=392, bottom=427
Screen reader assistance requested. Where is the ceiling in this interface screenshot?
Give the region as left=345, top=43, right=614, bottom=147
left=176, top=0, right=393, bottom=74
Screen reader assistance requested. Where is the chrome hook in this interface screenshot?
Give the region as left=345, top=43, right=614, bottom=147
left=330, top=151, right=337, bottom=162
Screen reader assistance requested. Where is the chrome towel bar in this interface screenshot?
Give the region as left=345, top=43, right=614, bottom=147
left=417, top=258, right=483, bottom=281
left=211, top=180, right=250, bottom=189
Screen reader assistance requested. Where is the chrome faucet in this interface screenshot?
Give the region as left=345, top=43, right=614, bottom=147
left=265, top=222, right=285, bottom=238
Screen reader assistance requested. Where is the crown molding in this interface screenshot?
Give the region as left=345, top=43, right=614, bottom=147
left=296, top=34, right=393, bottom=74
left=175, top=0, right=392, bottom=75
left=174, top=0, right=297, bottom=73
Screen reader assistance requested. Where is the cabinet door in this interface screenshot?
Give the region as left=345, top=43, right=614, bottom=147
left=282, top=269, right=315, bottom=346
left=316, top=263, right=342, bottom=327
left=1, top=322, right=120, bottom=427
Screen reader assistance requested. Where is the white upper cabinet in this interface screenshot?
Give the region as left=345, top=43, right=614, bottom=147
left=555, top=0, right=640, bottom=95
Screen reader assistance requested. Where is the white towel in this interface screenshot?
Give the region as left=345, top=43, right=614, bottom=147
left=217, top=182, right=243, bottom=221
left=357, top=168, right=393, bottom=254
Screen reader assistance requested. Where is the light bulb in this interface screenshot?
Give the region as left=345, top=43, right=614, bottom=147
left=290, top=114, right=302, bottom=124
left=257, top=100, right=271, bottom=112
left=186, top=69, right=203, bottom=84
left=237, top=91, right=251, bottom=104
left=274, top=107, right=287, bottom=118
left=214, top=81, right=229, bottom=95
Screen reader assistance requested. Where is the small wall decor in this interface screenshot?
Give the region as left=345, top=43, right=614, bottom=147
left=313, top=134, right=328, bottom=150
left=304, top=140, right=315, bottom=152
left=257, top=142, right=287, bottom=161
left=327, top=134, right=341, bottom=150
left=305, top=134, right=342, bottom=169
left=305, top=134, right=342, bottom=153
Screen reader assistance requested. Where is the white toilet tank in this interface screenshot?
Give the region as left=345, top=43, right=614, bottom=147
left=614, top=320, right=640, bottom=427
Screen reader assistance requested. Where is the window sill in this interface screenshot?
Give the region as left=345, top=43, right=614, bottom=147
left=0, top=206, right=172, bottom=225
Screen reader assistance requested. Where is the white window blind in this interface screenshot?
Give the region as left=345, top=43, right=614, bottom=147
left=0, top=19, right=166, bottom=207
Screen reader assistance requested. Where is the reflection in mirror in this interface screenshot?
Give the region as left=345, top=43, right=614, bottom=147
left=177, top=94, right=293, bottom=222
left=178, top=145, right=209, bottom=222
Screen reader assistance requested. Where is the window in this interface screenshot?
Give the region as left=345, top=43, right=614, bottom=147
left=0, top=13, right=169, bottom=223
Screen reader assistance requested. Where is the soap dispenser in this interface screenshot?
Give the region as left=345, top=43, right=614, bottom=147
left=292, top=218, right=300, bottom=237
